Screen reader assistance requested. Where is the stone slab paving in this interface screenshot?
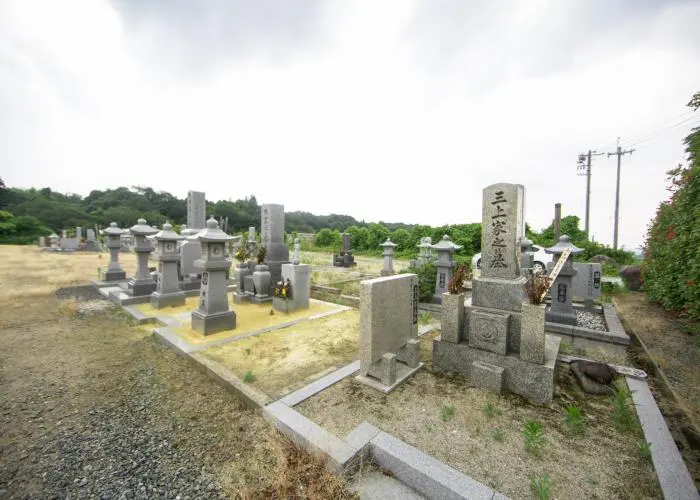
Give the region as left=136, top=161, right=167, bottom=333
left=627, top=377, right=699, bottom=500
left=350, top=471, right=427, bottom=500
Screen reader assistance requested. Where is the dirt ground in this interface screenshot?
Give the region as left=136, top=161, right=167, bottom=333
left=199, top=310, right=360, bottom=398
left=614, top=292, right=700, bottom=489
left=298, top=332, right=662, bottom=500
left=0, top=246, right=356, bottom=498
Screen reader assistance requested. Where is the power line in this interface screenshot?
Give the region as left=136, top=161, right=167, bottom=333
left=627, top=115, right=700, bottom=150
left=591, top=110, right=696, bottom=152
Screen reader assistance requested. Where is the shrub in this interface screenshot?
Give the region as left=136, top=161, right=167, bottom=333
left=643, top=92, right=700, bottom=318
left=399, top=263, right=436, bottom=303
left=448, top=263, right=471, bottom=294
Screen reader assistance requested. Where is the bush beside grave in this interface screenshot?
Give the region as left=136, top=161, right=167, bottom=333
left=643, top=92, right=700, bottom=318
left=399, top=263, right=436, bottom=303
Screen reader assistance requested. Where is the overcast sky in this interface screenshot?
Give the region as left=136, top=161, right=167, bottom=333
left=2, top=0, right=699, bottom=249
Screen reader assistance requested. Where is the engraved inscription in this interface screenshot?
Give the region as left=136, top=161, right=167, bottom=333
left=489, top=190, right=509, bottom=269
left=412, top=284, right=418, bottom=325
left=557, top=283, right=567, bottom=303
left=439, top=273, right=446, bottom=289
left=477, top=317, right=499, bottom=344
left=202, top=272, right=209, bottom=286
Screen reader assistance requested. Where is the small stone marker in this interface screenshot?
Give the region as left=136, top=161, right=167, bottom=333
left=150, top=222, right=186, bottom=308
left=291, top=237, right=301, bottom=265
left=357, top=274, right=423, bottom=393
left=187, top=191, right=206, bottom=230
left=380, top=238, right=397, bottom=277
left=190, top=218, right=236, bottom=335
left=124, top=218, right=159, bottom=296
left=102, top=223, right=126, bottom=281
left=333, top=232, right=355, bottom=267
left=274, top=262, right=312, bottom=313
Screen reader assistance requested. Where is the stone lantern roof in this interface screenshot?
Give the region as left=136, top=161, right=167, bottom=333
left=102, top=222, right=123, bottom=236
left=430, top=234, right=462, bottom=252
left=129, top=218, right=158, bottom=236
left=180, top=224, right=201, bottom=237
left=150, top=222, right=183, bottom=242
left=380, top=238, right=397, bottom=249
left=545, top=235, right=584, bottom=255
left=189, top=217, right=235, bottom=243
left=49, top=232, right=59, bottom=239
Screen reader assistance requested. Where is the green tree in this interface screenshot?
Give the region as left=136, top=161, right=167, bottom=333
left=315, top=228, right=335, bottom=247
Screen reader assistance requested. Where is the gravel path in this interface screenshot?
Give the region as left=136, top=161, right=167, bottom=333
left=0, top=295, right=277, bottom=499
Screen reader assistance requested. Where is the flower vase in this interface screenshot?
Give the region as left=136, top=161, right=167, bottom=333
left=253, top=264, right=271, bottom=298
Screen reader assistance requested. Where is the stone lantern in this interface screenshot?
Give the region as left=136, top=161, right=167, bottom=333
left=190, top=217, right=236, bottom=335
left=380, top=238, right=397, bottom=276
left=416, top=237, right=433, bottom=266
left=545, top=235, right=584, bottom=325
left=150, top=222, right=185, bottom=308
left=125, top=218, right=159, bottom=296
left=102, top=223, right=125, bottom=281
left=430, top=235, right=462, bottom=303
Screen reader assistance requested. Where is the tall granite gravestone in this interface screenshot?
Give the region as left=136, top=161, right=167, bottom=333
left=150, top=222, right=186, bottom=308
left=179, top=226, right=203, bottom=290
left=84, top=228, right=100, bottom=251
left=190, top=218, right=236, bottom=335
left=261, top=204, right=290, bottom=296
left=433, top=183, right=561, bottom=404
left=356, top=274, right=423, bottom=393
left=123, top=219, right=158, bottom=296
left=545, top=236, right=584, bottom=325
left=333, top=233, right=356, bottom=267
left=572, top=262, right=602, bottom=311
left=187, top=191, right=206, bottom=231
left=102, top=223, right=126, bottom=281
left=380, top=238, right=397, bottom=276
left=431, top=235, right=461, bottom=303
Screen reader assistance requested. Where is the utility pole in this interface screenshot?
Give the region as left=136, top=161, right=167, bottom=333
left=607, top=138, right=635, bottom=250
left=577, top=149, right=605, bottom=237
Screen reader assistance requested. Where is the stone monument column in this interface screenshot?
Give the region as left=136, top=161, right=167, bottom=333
left=545, top=235, right=583, bottom=325
left=186, top=191, right=206, bottom=231
left=261, top=204, right=290, bottom=295
left=102, top=223, right=126, bottom=281
left=380, top=238, right=397, bottom=276
left=125, top=219, right=159, bottom=296
left=190, top=218, right=236, bottom=335
left=150, top=222, right=186, bottom=308
left=179, top=226, right=203, bottom=290
left=431, top=235, right=461, bottom=303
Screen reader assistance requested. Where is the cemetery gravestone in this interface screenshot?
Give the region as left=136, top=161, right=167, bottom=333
left=433, top=183, right=561, bottom=404
left=260, top=204, right=290, bottom=296
left=187, top=191, right=206, bottom=230
left=179, top=226, right=203, bottom=290
left=357, top=274, right=422, bottom=392
left=150, top=222, right=186, bottom=308
left=190, top=218, right=236, bottom=335
left=333, top=233, right=355, bottom=267
left=573, top=262, right=602, bottom=311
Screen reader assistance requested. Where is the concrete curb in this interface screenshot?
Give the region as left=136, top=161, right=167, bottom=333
left=123, top=305, right=156, bottom=325
left=280, top=360, right=361, bottom=407
left=545, top=321, right=630, bottom=345
left=627, top=377, right=699, bottom=500
left=153, top=327, right=195, bottom=355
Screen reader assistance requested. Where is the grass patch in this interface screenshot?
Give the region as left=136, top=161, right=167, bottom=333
left=243, top=371, right=256, bottom=383
left=440, top=405, right=455, bottom=422
left=418, top=311, right=433, bottom=325
left=482, top=402, right=501, bottom=420
left=564, top=404, right=587, bottom=435
left=523, top=420, right=545, bottom=456
left=491, top=429, right=505, bottom=443
left=638, top=441, right=653, bottom=461
left=612, top=381, right=637, bottom=433
left=529, top=473, right=551, bottom=500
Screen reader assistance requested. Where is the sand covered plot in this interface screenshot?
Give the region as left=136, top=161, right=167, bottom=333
left=297, top=335, right=660, bottom=500
left=199, top=310, right=360, bottom=397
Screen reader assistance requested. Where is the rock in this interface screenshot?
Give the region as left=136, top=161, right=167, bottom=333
left=570, top=361, right=614, bottom=395
left=590, top=255, right=615, bottom=265
left=578, top=360, right=616, bottom=384
left=619, top=265, right=643, bottom=291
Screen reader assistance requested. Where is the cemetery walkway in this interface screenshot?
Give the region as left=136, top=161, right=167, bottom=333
left=0, top=291, right=283, bottom=498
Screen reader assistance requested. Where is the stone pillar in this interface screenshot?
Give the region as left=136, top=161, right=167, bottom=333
left=292, top=237, right=301, bottom=265
left=191, top=218, right=236, bottom=335
left=125, top=219, right=158, bottom=296
left=545, top=235, right=583, bottom=325
left=151, top=222, right=186, bottom=308
left=430, top=235, right=461, bottom=303
left=187, top=191, right=206, bottom=230
left=261, top=204, right=290, bottom=295
left=380, top=238, right=397, bottom=276
left=102, top=223, right=125, bottom=281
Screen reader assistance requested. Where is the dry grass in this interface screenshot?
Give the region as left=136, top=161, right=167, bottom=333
left=238, top=432, right=358, bottom=500
left=297, top=335, right=661, bottom=500
left=0, top=245, right=137, bottom=302
left=199, top=310, right=360, bottom=397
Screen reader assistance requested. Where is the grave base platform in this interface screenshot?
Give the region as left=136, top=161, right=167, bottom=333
left=122, top=279, right=156, bottom=297
left=432, top=334, right=561, bottom=405
left=180, top=278, right=201, bottom=291
left=191, top=309, right=236, bottom=336
left=251, top=295, right=273, bottom=304
left=103, top=270, right=126, bottom=282
left=546, top=309, right=577, bottom=326
left=151, top=291, right=186, bottom=309
left=233, top=292, right=250, bottom=304
left=356, top=362, right=424, bottom=394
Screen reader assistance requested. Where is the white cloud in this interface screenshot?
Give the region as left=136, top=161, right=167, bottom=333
left=1, top=0, right=699, bottom=249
